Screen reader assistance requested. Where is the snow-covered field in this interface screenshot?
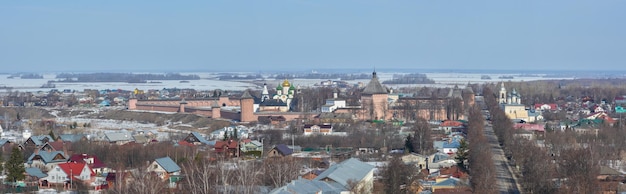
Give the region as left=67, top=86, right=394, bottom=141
left=0, top=72, right=576, bottom=93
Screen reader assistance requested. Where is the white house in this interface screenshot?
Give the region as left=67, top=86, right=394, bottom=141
left=321, top=89, right=346, bottom=113
left=45, top=162, right=94, bottom=184
left=146, top=156, right=181, bottom=180
left=303, top=124, right=333, bottom=136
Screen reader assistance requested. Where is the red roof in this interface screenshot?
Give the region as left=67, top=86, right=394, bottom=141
left=48, top=141, right=71, bottom=151
left=58, top=162, right=95, bottom=179
left=214, top=140, right=238, bottom=153
left=440, top=120, right=464, bottom=127
left=177, top=140, right=195, bottom=147
left=514, top=123, right=545, bottom=132
left=439, top=165, right=469, bottom=179
left=68, top=154, right=106, bottom=168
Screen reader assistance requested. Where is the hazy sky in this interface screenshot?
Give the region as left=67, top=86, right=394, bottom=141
left=1, top=1, right=625, bottom=72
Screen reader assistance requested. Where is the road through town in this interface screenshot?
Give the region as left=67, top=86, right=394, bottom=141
left=484, top=125, right=522, bottom=194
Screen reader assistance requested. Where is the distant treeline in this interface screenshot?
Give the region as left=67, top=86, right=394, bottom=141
left=8, top=73, right=44, bottom=79
left=274, top=73, right=370, bottom=80
left=382, top=73, right=435, bottom=84
left=54, top=73, right=200, bottom=83
left=216, top=74, right=263, bottom=80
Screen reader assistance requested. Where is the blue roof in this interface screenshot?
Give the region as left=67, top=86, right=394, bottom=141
left=431, top=152, right=450, bottom=163
left=433, top=141, right=444, bottom=150
left=190, top=132, right=212, bottom=145
left=313, top=158, right=374, bottom=188
left=155, top=156, right=181, bottom=173
left=25, top=167, right=48, bottom=179
left=442, top=141, right=460, bottom=148
left=0, top=139, right=11, bottom=146
left=27, top=151, right=67, bottom=164
left=433, top=177, right=466, bottom=187
left=99, top=100, right=111, bottom=106
left=28, top=135, right=54, bottom=146
left=274, top=144, right=293, bottom=156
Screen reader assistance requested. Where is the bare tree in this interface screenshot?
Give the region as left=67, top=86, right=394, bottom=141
left=107, top=168, right=167, bottom=194
left=381, top=156, right=420, bottom=194
left=181, top=160, right=218, bottom=194
left=412, top=118, right=433, bottom=155
left=262, top=158, right=302, bottom=188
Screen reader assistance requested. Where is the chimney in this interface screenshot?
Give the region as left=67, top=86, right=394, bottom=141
left=425, top=157, right=429, bottom=172
left=63, top=142, right=68, bottom=158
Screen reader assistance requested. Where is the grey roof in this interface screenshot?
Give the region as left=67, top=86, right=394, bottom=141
left=362, top=72, right=388, bottom=95
left=25, top=167, right=48, bottom=179
left=465, top=85, right=474, bottom=94
left=260, top=99, right=287, bottom=106
left=58, top=134, right=86, bottom=142
left=241, top=90, right=253, bottom=99
left=270, top=178, right=345, bottom=194
left=133, top=135, right=149, bottom=144
left=313, top=158, right=374, bottom=188
left=249, top=140, right=263, bottom=147
left=600, top=166, right=622, bottom=175
left=155, top=156, right=181, bottom=173
left=105, top=132, right=134, bottom=142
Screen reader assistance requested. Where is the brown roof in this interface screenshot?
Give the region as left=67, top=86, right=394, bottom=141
left=439, top=165, right=469, bottom=179
left=214, top=140, right=238, bottom=152
left=48, top=141, right=70, bottom=151
left=362, top=72, right=388, bottom=95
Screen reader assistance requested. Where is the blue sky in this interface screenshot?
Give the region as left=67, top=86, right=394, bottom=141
left=1, top=1, right=625, bottom=72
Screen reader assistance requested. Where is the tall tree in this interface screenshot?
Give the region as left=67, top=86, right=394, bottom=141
left=404, top=134, right=414, bottom=153
left=412, top=118, right=433, bottom=155
left=0, top=151, right=4, bottom=175
left=455, top=139, right=469, bottom=169
left=48, top=130, right=56, bottom=141
left=6, top=146, right=25, bottom=183
left=382, top=156, right=420, bottom=194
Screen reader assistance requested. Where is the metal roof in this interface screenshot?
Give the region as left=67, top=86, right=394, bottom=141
left=433, top=177, right=466, bottom=187
left=27, top=151, right=67, bottom=164
left=105, top=132, right=134, bottom=142
left=155, top=156, right=181, bottom=173
left=0, top=139, right=10, bottom=146
left=190, top=132, right=212, bottom=145
left=28, top=135, right=54, bottom=146
left=270, top=178, right=345, bottom=194
left=25, top=167, right=48, bottom=179
left=313, top=158, right=374, bottom=188
left=58, top=134, right=86, bottom=142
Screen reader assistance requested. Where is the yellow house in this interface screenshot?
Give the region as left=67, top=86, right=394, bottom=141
left=502, top=104, right=529, bottom=121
